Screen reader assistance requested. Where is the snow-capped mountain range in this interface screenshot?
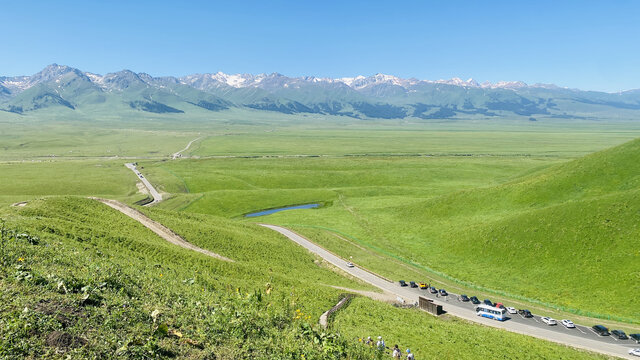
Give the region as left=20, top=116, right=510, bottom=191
left=0, top=64, right=557, bottom=93
left=1, top=64, right=638, bottom=120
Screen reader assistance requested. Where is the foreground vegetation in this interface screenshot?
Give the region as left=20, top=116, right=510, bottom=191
left=0, top=197, right=606, bottom=358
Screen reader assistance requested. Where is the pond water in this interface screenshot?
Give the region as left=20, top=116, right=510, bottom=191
left=244, top=203, right=320, bottom=217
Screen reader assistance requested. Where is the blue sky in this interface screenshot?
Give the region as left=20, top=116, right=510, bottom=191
left=1, top=0, right=639, bottom=92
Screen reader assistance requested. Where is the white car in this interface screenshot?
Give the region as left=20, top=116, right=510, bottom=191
left=346, top=262, right=354, bottom=268
left=629, top=348, right=640, bottom=357
left=506, top=307, right=517, bottom=314
left=561, top=319, right=575, bottom=328
left=541, top=317, right=557, bottom=325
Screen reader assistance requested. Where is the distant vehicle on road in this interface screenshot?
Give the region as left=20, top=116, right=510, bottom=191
left=438, top=289, right=448, bottom=296
left=419, top=282, right=428, bottom=289
left=541, top=317, right=557, bottom=326
left=409, top=281, right=417, bottom=288
left=494, top=302, right=505, bottom=309
left=518, top=309, right=533, bottom=318
left=611, top=330, right=628, bottom=340
left=475, top=305, right=507, bottom=321
left=483, top=299, right=493, bottom=306
left=458, top=294, right=469, bottom=302
left=506, top=307, right=517, bottom=314
left=629, top=348, right=640, bottom=357
left=631, top=334, right=640, bottom=343
left=399, top=280, right=407, bottom=287
left=429, top=286, right=437, bottom=294
left=470, top=296, right=480, bottom=304
left=561, top=319, right=575, bottom=328
left=592, top=325, right=610, bottom=336
left=346, top=262, right=354, bottom=268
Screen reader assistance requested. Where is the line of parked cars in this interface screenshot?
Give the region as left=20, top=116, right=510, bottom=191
left=398, top=279, right=640, bottom=350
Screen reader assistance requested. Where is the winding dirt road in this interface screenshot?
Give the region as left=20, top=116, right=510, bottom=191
left=93, top=197, right=233, bottom=262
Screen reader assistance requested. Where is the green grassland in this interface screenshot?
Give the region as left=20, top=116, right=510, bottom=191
left=241, top=139, right=640, bottom=326
left=141, top=138, right=640, bottom=329
left=0, top=197, right=606, bottom=359
left=1, top=113, right=640, bottom=357
left=0, top=160, right=146, bottom=207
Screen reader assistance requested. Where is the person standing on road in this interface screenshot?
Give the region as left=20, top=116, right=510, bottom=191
left=392, top=345, right=401, bottom=358
left=406, top=349, right=414, bottom=360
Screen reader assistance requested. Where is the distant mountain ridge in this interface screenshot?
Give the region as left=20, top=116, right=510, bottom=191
left=2, top=64, right=640, bottom=120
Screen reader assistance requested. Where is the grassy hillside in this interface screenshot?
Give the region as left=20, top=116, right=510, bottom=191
left=0, top=197, right=606, bottom=359
left=257, top=138, right=640, bottom=324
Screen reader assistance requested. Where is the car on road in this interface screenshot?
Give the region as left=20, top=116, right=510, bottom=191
left=541, top=317, right=557, bottom=326
left=592, top=325, right=610, bottom=336
left=438, top=289, right=448, bottom=296
left=409, top=281, right=417, bottom=288
left=629, top=348, right=640, bottom=357
left=458, top=294, right=469, bottom=302
left=611, top=330, right=629, bottom=340
left=560, top=319, right=575, bottom=328
left=631, top=334, right=640, bottom=343
left=470, top=296, right=480, bottom=304
left=494, top=302, right=505, bottom=309
left=346, top=262, right=354, bottom=268
left=419, top=282, right=428, bottom=289
left=399, top=280, right=407, bottom=287
left=429, top=286, right=438, bottom=294
left=506, top=307, right=517, bottom=314
left=483, top=299, right=493, bottom=306
left=518, top=309, right=533, bottom=318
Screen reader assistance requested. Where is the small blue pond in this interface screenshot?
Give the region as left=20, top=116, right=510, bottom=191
left=244, top=203, right=320, bottom=218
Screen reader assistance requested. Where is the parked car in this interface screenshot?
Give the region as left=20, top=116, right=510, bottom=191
left=592, top=325, right=610, bottom=336
left=541, top=317, right=557, bottom=326
left=561, top=319, right=575, bottom=328
left=458, top=294, right=470, bottom=302
left=470, top=296, right=480, bottom=304
left=399, top=280, right=407, bottom=287
left=612, top=330, right=629, bottom=340
left=429, top=286, right=438, bottom=294
left=518, top=309, right=533, bottom=318
left=438, top=289, right=448, bottom=296
left=346, top=262, right=354, bottom=268
left=630, top=334, right=640, bottom=343
left=494, top=302, right=505, bottom=309
left=506, top=307, right=517, bottom=314
left=629, top=348, right=640, bottom=357
left=419, top=282, right=428, bottom=289
left=409, top=281, right=417, bottom=288
left=483, top=299, right=493, bottom=306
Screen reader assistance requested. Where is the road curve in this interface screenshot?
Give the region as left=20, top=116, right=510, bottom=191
left=172, top=137, right=202, bottom=159
left=94, top=198, right=233, bottom=262
left=125, top=163, right=162, bottom=205
left=260, top=224, right=636, bottom=359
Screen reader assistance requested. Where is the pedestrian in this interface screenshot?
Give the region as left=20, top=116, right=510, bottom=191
left=392, top=345, right=401, bottom=359
left=406, top=349, right=414, bottom=360
left=376, top=336, right=386, bottom=351
left=365, top=336, right=373, bottom=346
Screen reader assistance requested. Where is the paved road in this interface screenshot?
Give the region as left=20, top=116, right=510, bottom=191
left=94, top=198, right=233, bottom=262
left=125, top=163, right=162, bottom=205
left=261, top=224, right=638, bottom=359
